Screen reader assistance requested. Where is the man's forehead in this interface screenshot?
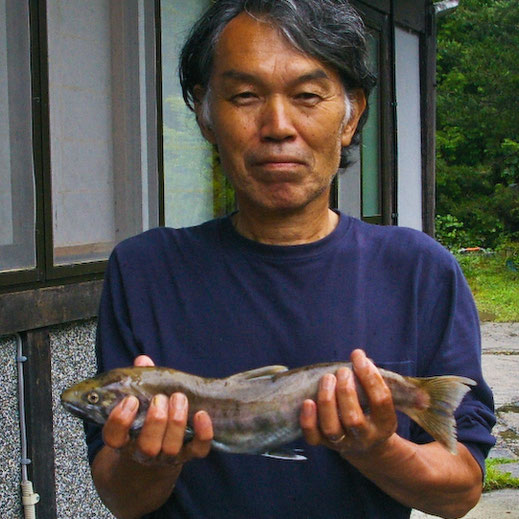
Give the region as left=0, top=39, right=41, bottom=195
left=219, top=68, right=332, bottom=84
left=210, top=13, right=341, bottom=86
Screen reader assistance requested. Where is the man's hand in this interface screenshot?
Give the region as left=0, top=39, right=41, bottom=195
left=300, top=349, right=398, bottom=457
left=300, top=349, right=482, bottom=517
left=102, top=355, right=214, bottom=466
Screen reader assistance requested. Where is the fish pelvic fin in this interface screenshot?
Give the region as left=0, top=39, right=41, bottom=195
left=403, top=375, right=475, bottom=455
left=261, top=448, right=307, bottom=461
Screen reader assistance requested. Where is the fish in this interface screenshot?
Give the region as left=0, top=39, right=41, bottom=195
left=61, top=362, right=475, bottom=459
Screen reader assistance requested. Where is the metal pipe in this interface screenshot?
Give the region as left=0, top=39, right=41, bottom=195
left=16, top=333, right=40, bottom=518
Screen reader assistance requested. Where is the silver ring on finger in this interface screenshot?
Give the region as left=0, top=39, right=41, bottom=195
left=328, top=433, right=346, bottom=444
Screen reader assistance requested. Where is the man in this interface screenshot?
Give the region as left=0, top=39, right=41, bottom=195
left=86, top=1, right=495, bottom=518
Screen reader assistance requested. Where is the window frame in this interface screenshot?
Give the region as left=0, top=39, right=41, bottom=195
left=0, top=0, right=44, bottom=289
left=0, top=0, right=163, bottom=292
left=332, top=2, right=396, bottom=226
left=0, top=0, right=163, bottom=337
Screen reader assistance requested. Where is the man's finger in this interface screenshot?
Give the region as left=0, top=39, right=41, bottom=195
left=193, top=411, right=214, bottom=454
left=350, top=350, right=396, bottom=435
left=136, top=393, right=169, bottom=458
left=335, top=367, right=364, bottom=431
left=317, top=374, right=343, bottom=438
left=103, top=395, right=139, bottom=449
left=161, top=393, right=189, bottom=457
left=300, top=399, right=321, bottom=446
left=134, top=355, right=155, bottom=367
left=182, top=410, right=214, bottom=460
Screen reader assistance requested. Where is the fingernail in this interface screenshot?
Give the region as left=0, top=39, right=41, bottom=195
left=152, top=394, right=168, bottom=412
left=355, top=351, right=368, bottom=369
left=122, top=396, right=138, bottom=412
left=336, top=367, right=351, bottom=383
left=302, top=400, right=314, bottom=417
left=321, top=374, right=336, bottom=393
left=172, top=393, right=187, bottom=421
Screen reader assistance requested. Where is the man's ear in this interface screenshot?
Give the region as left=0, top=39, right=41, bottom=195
left=193, top=85, right=217, bottom=145
left=341, top=89, right=367, bottom=147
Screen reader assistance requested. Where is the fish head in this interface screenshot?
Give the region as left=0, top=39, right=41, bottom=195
left=61, top=368, right=141, bottom=426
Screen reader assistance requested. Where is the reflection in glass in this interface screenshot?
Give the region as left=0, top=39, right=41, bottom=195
left=161, top=0, right=233, bottom=229
left=361, top=32, right=381, bottom=221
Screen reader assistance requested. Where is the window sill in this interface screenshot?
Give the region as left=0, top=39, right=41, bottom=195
left=0, top=279, right=103, bottom=336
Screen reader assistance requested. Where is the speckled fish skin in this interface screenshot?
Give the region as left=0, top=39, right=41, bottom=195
left=61, top=363, right=475, bottom=457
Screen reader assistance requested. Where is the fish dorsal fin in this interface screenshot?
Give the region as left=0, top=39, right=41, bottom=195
left=227, top=365, right=288, bottom=381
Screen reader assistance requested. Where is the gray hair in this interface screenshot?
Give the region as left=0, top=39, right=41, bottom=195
left=179, top=0, right=376, bottom=166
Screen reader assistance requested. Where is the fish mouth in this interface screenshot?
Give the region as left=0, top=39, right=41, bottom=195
left=61, top=398, right=106, bottom=426
left=61, top=399, right=87, bottom=419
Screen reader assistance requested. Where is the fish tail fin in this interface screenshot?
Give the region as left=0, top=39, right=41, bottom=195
left=402, top=375, right=475, bottom=454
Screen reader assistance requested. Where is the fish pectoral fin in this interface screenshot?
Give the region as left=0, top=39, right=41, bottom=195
left=227, top=365, right=289, bottom=381
left=261, top=449, right=307, bottom=461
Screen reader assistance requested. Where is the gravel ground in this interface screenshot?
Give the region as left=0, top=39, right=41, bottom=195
left=411, top=322, right=519, bottom=519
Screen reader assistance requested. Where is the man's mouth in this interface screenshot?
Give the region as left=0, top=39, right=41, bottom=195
left=254, top=155, right=306, bottom=165
left=250, top=155, right=307, bottom=177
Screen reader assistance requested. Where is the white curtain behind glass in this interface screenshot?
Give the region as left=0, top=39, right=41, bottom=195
left=47, top=0, right=158, bottom=265
left=0, top=0, right=36, bottom=273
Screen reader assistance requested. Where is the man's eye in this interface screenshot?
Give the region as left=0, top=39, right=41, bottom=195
left=231, top=92, right=258, bottom=105
left=295, top=93, right=322, bottom=105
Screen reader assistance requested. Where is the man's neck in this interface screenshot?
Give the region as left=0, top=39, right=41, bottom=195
left=231, top=207, right=339, bottom=246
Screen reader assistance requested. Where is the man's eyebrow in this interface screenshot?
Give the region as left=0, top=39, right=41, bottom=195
left=220, top=70, right=257, bottom=83
left=220, top=68, right=332, bottom=85
left=294, top=70, right=331, bottom=83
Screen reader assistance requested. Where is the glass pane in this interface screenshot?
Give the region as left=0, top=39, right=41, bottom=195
left=337, top=147, right=361, bottom=218
left=161, top=0, right=233, bottom=228
left=395, top=27, right=423, bottom=231
left=361, top=33, right=381, bottom=219
left=47, top=0, right=158, bottom=266
left=0, top=0, right=36, bottom=273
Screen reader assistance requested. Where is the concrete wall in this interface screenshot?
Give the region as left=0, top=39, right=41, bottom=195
left=0, top=320, right=114, bottom=518
left=0, top=335, right=22, bottom=517
left=50, top=319, right=113, bottom=518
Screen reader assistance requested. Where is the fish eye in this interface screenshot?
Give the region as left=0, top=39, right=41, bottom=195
left=87, top=391, right=100, bottom=404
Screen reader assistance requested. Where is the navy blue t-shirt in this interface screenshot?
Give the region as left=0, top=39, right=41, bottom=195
left=86, top=213, right=495, bottom=518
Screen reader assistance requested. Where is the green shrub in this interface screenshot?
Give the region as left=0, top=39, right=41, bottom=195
left=435, top=214, right=469, bottom=250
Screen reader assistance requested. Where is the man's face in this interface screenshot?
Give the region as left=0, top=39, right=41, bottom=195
left=196, top=13, right=365, bottom=216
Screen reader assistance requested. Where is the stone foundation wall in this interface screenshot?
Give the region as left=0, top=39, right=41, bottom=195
left=0, top=319, right=114, bottom=518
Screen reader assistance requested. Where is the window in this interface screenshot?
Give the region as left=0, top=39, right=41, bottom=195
left=336, top=5, right=394, bottom=226
left=46, top=0, right=159, bottom=268
left=161, top=0, right=233, bottom=229
left=361, top=32, right=382, bottom=222
left=0, top=0, right=36, bottom=275
left=0, top=0, right=159, bottom=288
left=395, top=26, right=423, bottom=231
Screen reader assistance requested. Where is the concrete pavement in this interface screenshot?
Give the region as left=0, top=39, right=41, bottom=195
left=411, top=322, right=519, bottom=518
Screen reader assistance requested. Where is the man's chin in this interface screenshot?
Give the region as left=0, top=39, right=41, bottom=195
left=242, top=187, right=330, bottom=215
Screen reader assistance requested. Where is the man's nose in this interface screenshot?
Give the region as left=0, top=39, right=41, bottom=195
left=259, top=96, right=297, bottom=142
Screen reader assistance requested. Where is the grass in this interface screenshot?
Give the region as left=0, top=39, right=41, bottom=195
left=484, top=458, right=519, bottom=492
left=455, top=249, right=519, bottom=322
